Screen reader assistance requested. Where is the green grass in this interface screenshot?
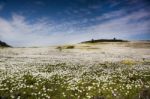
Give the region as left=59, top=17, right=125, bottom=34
left=0, top=61, right=150, bottom=99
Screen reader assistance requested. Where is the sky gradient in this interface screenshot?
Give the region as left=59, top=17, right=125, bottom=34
left=0, top=0, right=150, bottom=47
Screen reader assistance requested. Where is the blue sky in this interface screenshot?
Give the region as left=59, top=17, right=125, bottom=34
left=0, top=0, right=150, bottom=47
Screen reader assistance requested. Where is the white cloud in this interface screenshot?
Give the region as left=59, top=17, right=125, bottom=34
left=84, top=9, right=150, bottom=39
left=0, top=9, right=149, bottom=47
left=0, top=13, right=84, bottom=47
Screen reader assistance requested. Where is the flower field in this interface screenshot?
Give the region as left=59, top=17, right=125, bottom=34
left=0, top=42, right=150, bottom=99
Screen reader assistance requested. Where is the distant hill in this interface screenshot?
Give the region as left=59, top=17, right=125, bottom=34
left=81, top=38, right=128, bottom=43
left=0, top=40, right=11, bottom=47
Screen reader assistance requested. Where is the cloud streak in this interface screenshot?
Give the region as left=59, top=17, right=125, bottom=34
left=0, top=14, right=84, bottom=47
left=0, top=8, right=150, bottom=47
left=86, top=9, right=150, bottom=37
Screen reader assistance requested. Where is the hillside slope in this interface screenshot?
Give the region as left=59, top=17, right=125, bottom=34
left=81, top=38, right=128, bottom=43
left=0, top=40, right=11, bottom=47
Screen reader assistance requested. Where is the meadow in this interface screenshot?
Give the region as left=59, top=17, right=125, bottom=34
left=0, top=41, right=150, bottom=99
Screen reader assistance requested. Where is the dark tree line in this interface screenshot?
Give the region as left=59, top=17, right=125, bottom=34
left=0, top=40, right=11, bottom=47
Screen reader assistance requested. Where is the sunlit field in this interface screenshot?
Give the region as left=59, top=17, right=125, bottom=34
left=0, top=41, right=150, bottom=99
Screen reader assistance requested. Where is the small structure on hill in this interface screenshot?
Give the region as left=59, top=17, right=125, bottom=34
left=113, top=37, right=116, bottom=41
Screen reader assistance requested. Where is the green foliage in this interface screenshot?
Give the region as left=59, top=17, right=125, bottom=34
left=56, top=45, right=75, bottom=51
left=65, top=45, right=75, bottom=49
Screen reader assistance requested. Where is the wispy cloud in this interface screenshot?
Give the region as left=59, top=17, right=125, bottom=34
left=0, top=8, right=150, bottom=47
left=84, top=9, right=150, bottom=39
left=0, top=13, right=82, bottom=47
